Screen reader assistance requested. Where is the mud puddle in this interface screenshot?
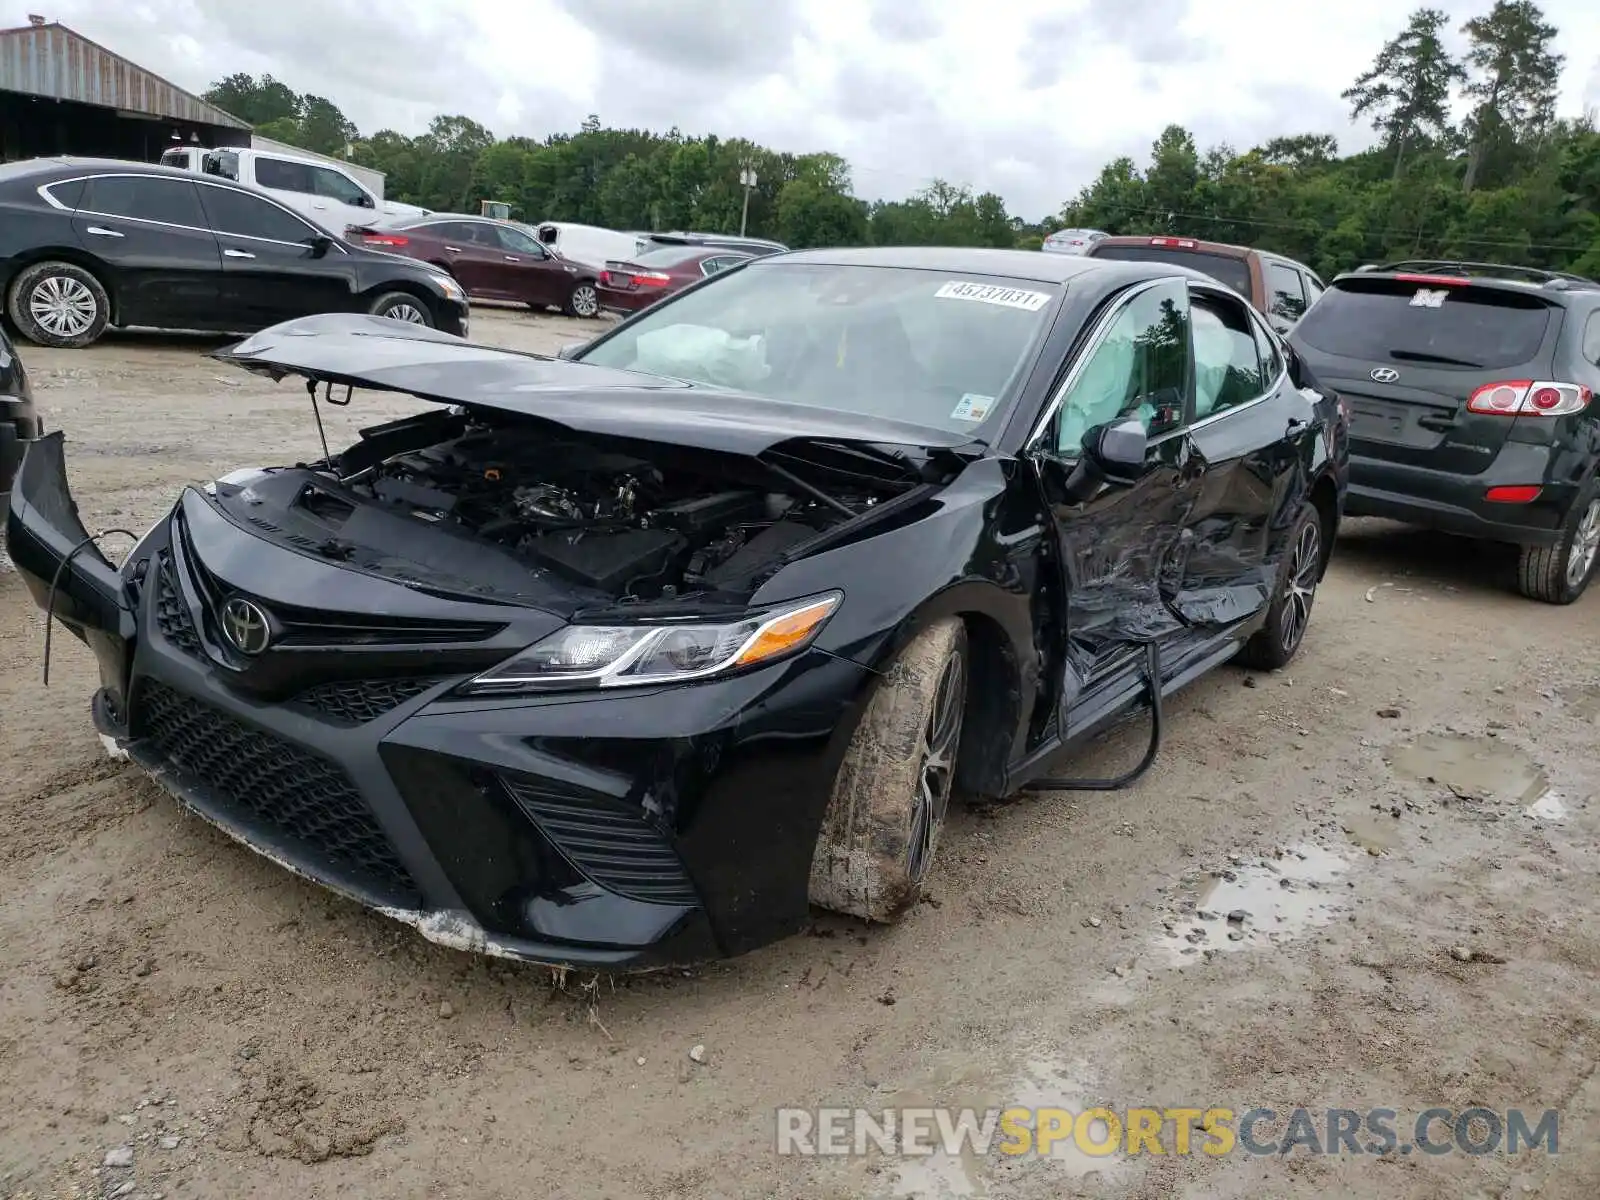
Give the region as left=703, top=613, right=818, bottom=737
left=1153, top=843, right=1352, bottom=964
left=875, top=1054, right=1127, bottom=1198
left=1388, top=732, right=1552, bottom=807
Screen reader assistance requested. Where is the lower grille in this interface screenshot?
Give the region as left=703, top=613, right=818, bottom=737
left=152, top=552, right=202, bottom=658
left=137, top=681, right=417, bottom=901
left=501, top=775, right=697, bottom=906
left=292, top=677, right=438, bottom=725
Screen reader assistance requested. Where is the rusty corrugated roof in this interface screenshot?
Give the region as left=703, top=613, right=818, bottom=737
left=0, top=22, right=250, bottom=129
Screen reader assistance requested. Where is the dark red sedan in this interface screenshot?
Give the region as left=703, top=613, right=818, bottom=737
left=595, top=245, right=753, bottom=314
left=349, top=215, right=604, bottom=317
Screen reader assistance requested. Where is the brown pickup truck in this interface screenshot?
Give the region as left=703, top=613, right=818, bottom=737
left=1085, top=235, right=1326, bottom=333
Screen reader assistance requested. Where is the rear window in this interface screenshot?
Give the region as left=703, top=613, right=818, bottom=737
left=631, top=245, right=705, bottom=268
left=1089, top=244, right=1253, bottom=296
left=1292, top=279, right=1553, bottom=370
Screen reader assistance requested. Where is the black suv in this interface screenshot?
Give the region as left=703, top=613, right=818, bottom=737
left=0, top=157, right=469, bottom=349
left=1290, top=261, right=1600, bottom=603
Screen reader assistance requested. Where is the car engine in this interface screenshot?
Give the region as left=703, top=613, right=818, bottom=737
left=336, top=427, right=837, bottom=598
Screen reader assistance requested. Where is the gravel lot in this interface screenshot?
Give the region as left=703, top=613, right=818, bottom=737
left=3, top=307, right=1600, bottom=1200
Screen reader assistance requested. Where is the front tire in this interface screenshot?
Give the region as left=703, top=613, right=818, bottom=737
left=368, top=291, right=433, bottom=326
left=1236, top=503, right=1322, bottom=671
left=564, top=280, right=600, bottom=318
left=1516, top=482, right=1600, bottom=604
left=8, top=261, right=110, bottom=348
left=808, top=618, right=968, bottom=923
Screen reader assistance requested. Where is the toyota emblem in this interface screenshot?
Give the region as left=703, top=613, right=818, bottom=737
left=1370, top=367, right=1400, bottom=383
left=220, top=597, right=272, bottom=655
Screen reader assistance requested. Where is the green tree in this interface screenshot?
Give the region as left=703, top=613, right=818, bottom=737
left=1459, top=1, right=1564, bottom=191
left=202, top=73, right=298, bottom=126
left=1342, top=9, right=1465, bottom=179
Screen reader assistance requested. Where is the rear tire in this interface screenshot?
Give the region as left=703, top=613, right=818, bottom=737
left=564, top=280, right=600, bottom=318
left=368, top=291, right=433, bottom=327
left=808, top=618, right=967, bottom=923
left=1516, top=480, right=1600, bottom=604
left=1235, top=503, right=1322, bottom=671
left=7, top=261, right=110, bottom=348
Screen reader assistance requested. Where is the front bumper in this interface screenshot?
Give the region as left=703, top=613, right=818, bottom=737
left=8, top=436, right=872, bottom=968
left=1346, top=445, right=1579, bottom=547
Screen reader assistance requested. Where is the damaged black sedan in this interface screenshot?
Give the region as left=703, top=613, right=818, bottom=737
left=7, top=247, right=1347, bottom=967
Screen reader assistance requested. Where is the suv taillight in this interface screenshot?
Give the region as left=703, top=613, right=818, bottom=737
left=1466, top=380, right=1592, bottom=417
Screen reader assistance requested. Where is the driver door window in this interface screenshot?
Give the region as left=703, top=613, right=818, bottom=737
left=1054, top=279, right=1189, bottom=455
left=1192, top=295, right=1269, bottom=419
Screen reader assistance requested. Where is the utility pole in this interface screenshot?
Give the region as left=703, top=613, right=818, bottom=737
left=738, top=167, right=757, bottom=237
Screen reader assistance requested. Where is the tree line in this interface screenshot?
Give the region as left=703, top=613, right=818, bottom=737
left=203, top=0, right=1600, bottom=278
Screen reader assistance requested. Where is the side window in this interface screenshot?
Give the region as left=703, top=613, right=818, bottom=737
left=1250, top=312, right=1284, bottom=381
left=420, top=221, right=471, bottom=242
left=81, top=175, right=206, bottom=228
left=1192, top=296, right=1269, bottom=419
left=309, top=165, right=370, bottom=206
left=206, top=151, right=240, bottom=181
left=699, top=256, right=726, bottom=275
left=1054, top=279, right=1190, bottom=455
left=494, top=224, right=544, bottom=254
left=42, top=177, right=86, bottom=210
left=1583, top=312, right=1600, bottom=367
left=253, top=157, right=314, bottom=194
left=196, top=184, right=318, bottom=244
left=1266, top=262, right=1307, bottom=322
left=1303, top=273, right=1325, bottom=305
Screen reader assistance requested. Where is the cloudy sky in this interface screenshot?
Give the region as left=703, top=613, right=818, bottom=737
left=27, top=0, right=1600, bottom=218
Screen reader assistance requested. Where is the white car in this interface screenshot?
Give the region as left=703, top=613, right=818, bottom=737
left=1042, top=228, right=1109, bottom=255
left=525, top=221, right=646, bottom=272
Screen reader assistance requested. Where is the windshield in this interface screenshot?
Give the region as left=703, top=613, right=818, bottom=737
left=1293, top=279, right=1552, bottom=369
left=576, top=263, right=1057, bottom=434
left=1090, top=245, right=1253, bottom=295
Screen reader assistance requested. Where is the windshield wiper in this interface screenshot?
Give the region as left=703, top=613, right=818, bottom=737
left=1387, top=349, right=1483, bottom=368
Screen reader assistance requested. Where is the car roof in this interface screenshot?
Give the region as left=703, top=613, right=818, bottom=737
left=759, top=244, right=1199, bottom=286
left=1334, top=260, right=1599, bottom=300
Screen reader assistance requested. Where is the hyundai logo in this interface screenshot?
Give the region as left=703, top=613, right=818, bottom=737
left=220, top=597, right=272, bottom=655
left=1370, top=367, right=1400, bottom=384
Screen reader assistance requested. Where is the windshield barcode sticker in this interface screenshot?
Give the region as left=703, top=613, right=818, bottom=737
left=935, top=281, right=1052, bottom=311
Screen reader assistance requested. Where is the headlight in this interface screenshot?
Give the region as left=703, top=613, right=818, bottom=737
left=461, top=592, right=842, bottom=694
left=435, top=276, right=466, bottom=303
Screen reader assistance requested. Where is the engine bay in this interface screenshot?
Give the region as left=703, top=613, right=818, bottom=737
left=289, top=421, right=877, bottom=600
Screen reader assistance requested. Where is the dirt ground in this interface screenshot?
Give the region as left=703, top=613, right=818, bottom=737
left=3, top=307, right=1600, bottom=1200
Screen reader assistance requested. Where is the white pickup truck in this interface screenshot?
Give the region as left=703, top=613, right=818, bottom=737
left=159, top=144, right=429, bottom=235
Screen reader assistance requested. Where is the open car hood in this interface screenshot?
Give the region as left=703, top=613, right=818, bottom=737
left=213, top=313, right=974, bottom=460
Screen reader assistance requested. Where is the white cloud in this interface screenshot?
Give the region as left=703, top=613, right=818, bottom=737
left=32, top=0, right=1600, bottom=219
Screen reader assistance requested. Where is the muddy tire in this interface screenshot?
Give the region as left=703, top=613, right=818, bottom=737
left=1235, top=502, right=1322, bottom=671
left=7, top=261, right=110, bottom=349
left=1515, top=481, right=1600, bottom=605
left=565, top=280, right=600, bottom=318
left=808, top=618, right=967, bottom=922
left=367, top=291, right=433, bottom=327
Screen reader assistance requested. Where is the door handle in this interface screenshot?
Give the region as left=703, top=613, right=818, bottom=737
left=445, top=246, right=462, bottom=253
left=224, top=249, right=256, bottom=259
left=504, top=255, right=520, bottom=262
left=85, top=226, right=124, bottom=238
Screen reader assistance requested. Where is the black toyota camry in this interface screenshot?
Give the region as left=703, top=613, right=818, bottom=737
left=7, top=247, right=1347, bottom=967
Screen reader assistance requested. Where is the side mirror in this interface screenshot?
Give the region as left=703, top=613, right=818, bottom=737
left=1059, top=418, right=1150, bottom=502
left=556, top=341, right=584, bottom=361
left=304, top=234, right=333, bottom=258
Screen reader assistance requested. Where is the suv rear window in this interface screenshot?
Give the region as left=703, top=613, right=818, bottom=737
left=1090, top=245, right=1252, bottom=296
left=1292, top=279, right=1553, bottom=370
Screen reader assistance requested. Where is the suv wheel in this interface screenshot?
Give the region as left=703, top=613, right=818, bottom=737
left=8, top=261, right=110, bottom=348
left=1235, top=502, right=1322, bottom=670
left=1517, top=482, right=1600, bottom=604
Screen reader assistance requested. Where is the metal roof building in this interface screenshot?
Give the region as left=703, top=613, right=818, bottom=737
left=0, top=17, right=251, bottom=162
